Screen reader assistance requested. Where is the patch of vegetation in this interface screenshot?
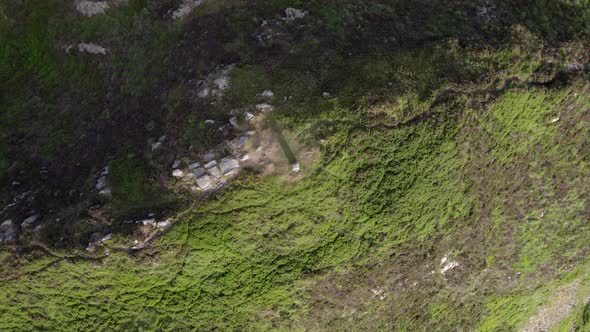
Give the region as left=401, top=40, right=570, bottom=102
left=109, top=153, right=175, bottom=220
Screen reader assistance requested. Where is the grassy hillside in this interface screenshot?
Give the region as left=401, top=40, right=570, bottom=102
left=0, top=0, right=589, bottom=330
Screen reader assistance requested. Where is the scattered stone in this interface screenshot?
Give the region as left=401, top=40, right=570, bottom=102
left=229, top=116, right=238, bottom=127
left=21, top=215, right=39, bottom=229
left=284, top=7, right=308, bottom=22
left=75, top=0, right=109, bottom=16
left=197, top=65, right=235, bottom=98
left=1, top=220, right=13, bottom=231
left=196, top=175, right=213, bottom=190
left=99, top=188, right=112, bottom=196
left=188, top=162, right=201, bottom=170
left=205, top=119, right=215, bottom=124
left=172, top=160, right=181, bottom=169
left=322, top=92, right=331, bottom=98
left=239, top=154, right=250, bottom=162
left=172, top=169, right=184, bottom=178
left=244, top=112, right=255, bottom=121
left=77, top=42, right=106, bottom=55
left=551, top=117, right=560, bottom=123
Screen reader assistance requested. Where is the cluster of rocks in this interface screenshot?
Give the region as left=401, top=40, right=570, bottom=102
left=66, top=42, right=107, bottom=55
left=75, top=0, right=110, bottom=16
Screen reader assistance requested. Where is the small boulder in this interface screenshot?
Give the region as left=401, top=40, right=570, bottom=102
left=284, top=8, right=307, bottom=22
left=21, top=215, right=39, bottom=229
left=172, top=169, right=184, bottom=178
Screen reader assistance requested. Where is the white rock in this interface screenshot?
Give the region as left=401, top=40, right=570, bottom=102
left=291, top=162, right=301, bottom=173
left=75, top=0, right=109, bottom=16
left=205, top=119, right=215, bottom=124
left=244, top=112, right=255, bottom=121
left=156, top=220, right=171, bottom=228
left=551, top=117, right=560, bottom=123
left=100, top=233, right=112, bottom=242
left=172, top=169, right=184, bottom=178
left=284, top=8, right=307, bottom=22
left=77, top=42, right=106, bottom=55
left=99, top=188, right=112, bottom=196
left=322, top=92, right=331, bottom=98
left=256, top=103, right=274, bottom=112
left=440, top=254, right=460, bottom=275
left=260, top=90, right=275, bottom=98
left=196, top=175, right=213, bottom=190
left=140, top=218, right=156, bottom=226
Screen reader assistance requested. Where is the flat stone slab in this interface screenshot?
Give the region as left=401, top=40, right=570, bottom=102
left=193, top=167, right=206, bottom=178
left=219, top=157, right=240, bottom=175
left=196, top=175, right=213, bottom=190
left=208, top=166, right=221, bottom=178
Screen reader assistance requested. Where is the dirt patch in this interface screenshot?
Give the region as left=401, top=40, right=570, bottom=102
left=520, top=280, right=580, bottom=332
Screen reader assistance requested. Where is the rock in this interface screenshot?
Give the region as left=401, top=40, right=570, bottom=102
left=0, top=227, right=17, bottom=244
left=239, top=154, right=251, bottom=162
left=100, top=233, right=112, bottom=242
left=229, top=116, right=238, bottom=127
left=193, top=167, right=206, bottom=178
left=151, top=142, right=163, bottom=152
left=139, top=218, right=156, bottom=226
left=196, top=175, right=213, bottom=190
left=1, top=220, right=13, bottom=231
left=197, top=65, right=235, bottom=98
left=260, top=90, right=275, bottom=98
left=244, top=112, right=255, bottom=121
left=551, top=117, right=560, bottom=123
left=75, top=0, right=109, bottom=16
left=440, top=255, right=460, bottom=275
left=172, top=0, right=204, bottom=19
left=207, top=165, right=222, bottom=178
left=156, top=220, right=171, bottom=228
left=204, top=160, right=217, bottom=169
left=219, top=157, right=240, bottom=175
left=96, top=175, right=107, bottom=190
left=203, top=153, right=216, bottom=163
left=172, top=160, right=181, bottom=169
left=99, top=188, right=112, bottom=196
left=205, top=119, right=215, bottom=124
left=322, top=92, right=331, bottom=98
left=188, top=162, right=201, bottom=170
left=291, top=162, right=301, bottom=173
left=256, top=103, right=274, bottom=112
left=284, top=8, right=307, bottom=22
left=21, top=215, right=39, bottom=229
left=172, top=169, right=184, bottom=178
left=77, top=42, right=106, bottom=55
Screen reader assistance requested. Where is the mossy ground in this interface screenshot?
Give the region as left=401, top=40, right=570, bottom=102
left=1, top=0, right=589, bottom=330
